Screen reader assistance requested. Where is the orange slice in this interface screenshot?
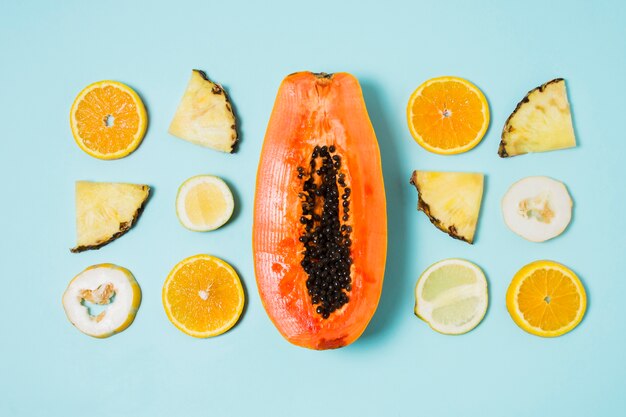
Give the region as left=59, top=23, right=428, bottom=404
left=506, top=260, right=586, bottom=337
left=407, top=76, right=490, bottom=155
left=70, top=80, right=147, bottom=160
left=162, top=254, right=244, bottom=338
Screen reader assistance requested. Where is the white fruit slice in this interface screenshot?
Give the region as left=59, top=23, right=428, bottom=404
left=169, top=70, right=238, bottom=153
left=62, top=264, right=141, bottom=338
left=176, top=175, right=234, bottom=231
left=502, top=176, right=572, bottom=242
left=415, top=259, right=488, bottom=335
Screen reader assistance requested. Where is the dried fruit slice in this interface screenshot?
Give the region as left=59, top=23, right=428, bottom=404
left=499, top=78, right=576, bottom=157
left=70, top=80, right=147, bottom=160
left=415, top=259, right=488, bottom=335
left=410, top=171, right=484, bottom=244
left=71, top=181, right=150, bottom=253
left=162, top=254, right=244, bottom=338
left=506, top=260, right=586, bottom=337
left=62, top=264, right=141, bottom=338
left=502, top=176, right=572, bottom=242
left=169, top=70, right=238, bottom=153
left=407, top=76, right=490, bottom=155
left=175, top=175, right=234, bottom=231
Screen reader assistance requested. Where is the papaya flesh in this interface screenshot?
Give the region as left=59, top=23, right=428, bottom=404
left=253, top=72, right=387, bottom=349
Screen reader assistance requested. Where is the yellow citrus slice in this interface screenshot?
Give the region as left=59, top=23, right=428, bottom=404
left=176, top=175, right=234, bottom=231
left=407, top=76, right=490, bottom=155
left=163, top=254, right=244, bottom=338
left=506, top=260, right=586, bottom=337
left=415, top=258, right=488, bottom=335
left=70, top=80, right=147, bottom=160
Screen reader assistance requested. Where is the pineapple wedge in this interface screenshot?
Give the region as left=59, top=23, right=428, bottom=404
left=71, top=181, right=150, bottom=253
left=499, top=78, right=576, bottom=157
left=410, top=171, right=484, bottom=244
left=169, top=69, right=238, bottom=153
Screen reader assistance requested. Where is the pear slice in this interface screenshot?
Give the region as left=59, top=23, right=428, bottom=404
left=502, top=176, right=572, bottom=242
left=71, top=181, right=150, bottom=253
left=410, top=171, right=484, bottom=244
left=169, top=69, right=238, bottom=153
left=62, top=264, right=141, bottom=338
left=499, top=78, right=576, bottom=157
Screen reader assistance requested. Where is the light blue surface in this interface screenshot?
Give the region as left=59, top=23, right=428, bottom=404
left=1, top=0, right=625, bottom=416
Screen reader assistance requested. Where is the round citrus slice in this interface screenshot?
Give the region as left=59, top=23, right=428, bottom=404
left=414, top=259, right=488, bottom=335
left=407, top=76, right=490, bottom=155
left=70, top=80, right=148, bottom=160
left=176, top=175, right=234, bottom=231
left=162, top=254, right=244, bottom=338
left=506, top=260, right=586, bottom=337
left=62, top=264, right=141, bottom=338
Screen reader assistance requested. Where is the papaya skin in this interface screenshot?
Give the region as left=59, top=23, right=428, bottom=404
left=253, top=72, right=387, bottom=350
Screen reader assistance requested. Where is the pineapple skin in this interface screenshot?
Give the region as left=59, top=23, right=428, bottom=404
left=71, top=182, right=150, bottom=253
left=169, top=69, right=239, bottom=153
left=416, top=193, right=471, bottom=243
left=499, top=78, right=576, bottom=157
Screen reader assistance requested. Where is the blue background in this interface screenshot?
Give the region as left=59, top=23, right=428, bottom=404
left=1, top=1, right=625, bottom=416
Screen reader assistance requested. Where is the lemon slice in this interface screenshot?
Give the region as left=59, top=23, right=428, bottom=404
left=414, top=259, right=488, bottom=335
left=176, top=175, right=234, bottom=231
left=62, top=264, right=141, bottom=338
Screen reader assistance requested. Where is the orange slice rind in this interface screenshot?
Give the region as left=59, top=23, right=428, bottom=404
left=407, top=76, right=489, bottom=155
left=70, top=80, right=147, bottom=160
left=162, top=254, right=244, bottom=338
left=506, top=260, right=586, bottom=337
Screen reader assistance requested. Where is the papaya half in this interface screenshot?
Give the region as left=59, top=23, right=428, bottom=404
left=253, top=72, right=387, bottom=350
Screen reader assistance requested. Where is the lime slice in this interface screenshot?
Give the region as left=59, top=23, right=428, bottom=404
left=414, top=259, right=488, bottom=335
left=176, top=175, right=234, bottom=231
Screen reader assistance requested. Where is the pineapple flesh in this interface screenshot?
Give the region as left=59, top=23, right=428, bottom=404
left=410, top=171, right=484, bottom=244
left=71, top=181, right=150, bottom=253
left=169, top=69, right=238, bottom=153
left=499, top=78, right=576, bottom=157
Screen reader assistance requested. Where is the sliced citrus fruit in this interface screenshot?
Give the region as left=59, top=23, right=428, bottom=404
left=175, top=175, right=234, bottom=232
left=407, top=76, right=490, bottom=155
left=414, top=259, right=488, bottom=335
left=163, top=254, right=244, bottom=338
left=70, top=80, right=148, bottom=160
left=506, top=260, right=586, bottom=337
left=62, top=264, right=141, bottom=338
